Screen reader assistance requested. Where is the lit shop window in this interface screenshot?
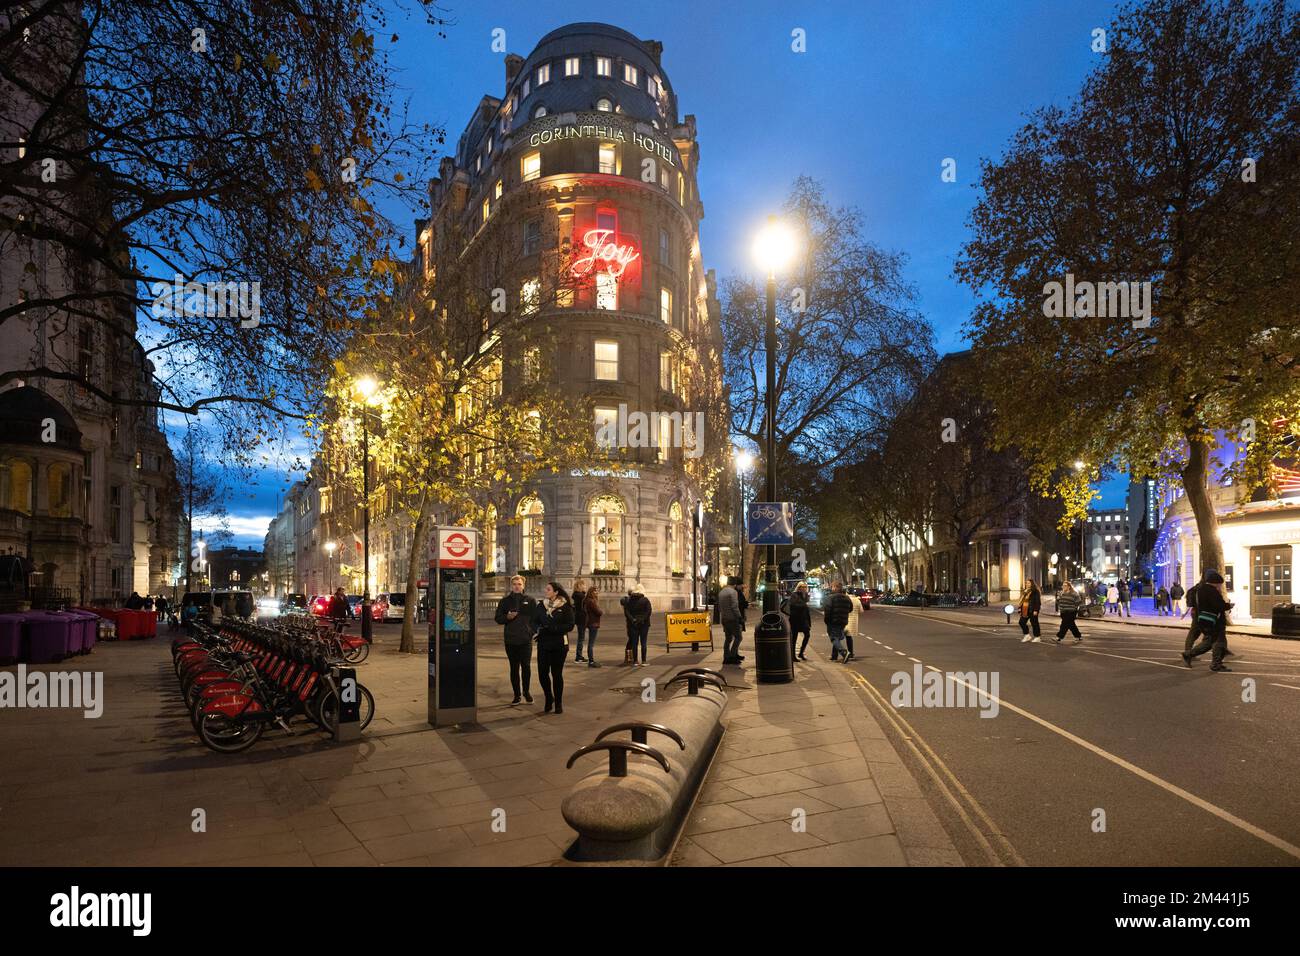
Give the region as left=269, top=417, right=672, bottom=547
left=536, top=63, right=550, bottom=85
left=520, top=277, right=541, bottom=314
left=594, top=340, right=619, bottom=380
left=596, top=56, right=611, bottom=77
left=623, top=63, right=638, bottom=86
left=533, top=104, right=547, bottom=119
left=598, top=143, right=617, bottom=174
left=594, top=407, right=618, bottom=449
left=596, top=273, right=618, bottom=310
left=660, top=287, right=673, bottom=324
left=565, top=56, right=580, bottom=77
left=522, top=151, right=541, bottom=182
left=596, top=97, right=613, bottom=112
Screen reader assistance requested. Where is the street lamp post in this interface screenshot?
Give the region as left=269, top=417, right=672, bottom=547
left=355, top=376, right=379, bottom=643
left=325, top=540, right=337, bottom=592
left=734, top=449, right=753, bottom=588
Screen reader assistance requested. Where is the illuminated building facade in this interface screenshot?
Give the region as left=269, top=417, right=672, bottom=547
left=417, top=23, right=725, bottom=609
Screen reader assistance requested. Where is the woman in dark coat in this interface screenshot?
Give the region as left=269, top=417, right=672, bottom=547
left=582, top=586, right=603, bottom=668
left=533, top=582, right=575, bottom=714
left=787, top=582, right=813, bottom=661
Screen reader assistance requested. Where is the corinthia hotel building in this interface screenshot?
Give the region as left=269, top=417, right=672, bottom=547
left=416, top=22, right=725, bottom=609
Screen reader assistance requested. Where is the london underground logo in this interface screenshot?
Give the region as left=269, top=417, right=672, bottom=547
left=444, top=533, right=471, bottom=557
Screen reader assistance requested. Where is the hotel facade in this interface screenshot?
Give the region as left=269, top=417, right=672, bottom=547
left=412, top=22, right=726, bottom=610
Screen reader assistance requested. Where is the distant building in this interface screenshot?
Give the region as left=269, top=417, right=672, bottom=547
left=1084, top=506, right=1131, bottom=581
left=206, top=547, right=266, bottom=592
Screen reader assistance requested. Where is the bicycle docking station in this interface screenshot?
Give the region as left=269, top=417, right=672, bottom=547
left=332, top=666, right=361, bottom=742
left=428, top=526, right=479, bottom=728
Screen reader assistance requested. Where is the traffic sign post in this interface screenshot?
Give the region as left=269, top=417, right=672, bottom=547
left=747, top=501, right=794, bottom=546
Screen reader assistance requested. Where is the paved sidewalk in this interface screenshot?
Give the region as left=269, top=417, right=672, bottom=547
left=672, top=634, right=962, bottom=867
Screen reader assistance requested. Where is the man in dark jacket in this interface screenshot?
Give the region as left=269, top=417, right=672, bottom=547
left=786, top=583, right=812, bottom=661
left=718, top=578, right=743, bottom=664
left=823, top=582, right=855, bottom=662
left=620, top=582, right=653, bottom=666
left=495, top=575, right=538, bottom=704
left=326, top=588, right=352, bottom=626
left=1184, top=569, right=1231, bottom=671
left=124, top=591, right=144, bottom=610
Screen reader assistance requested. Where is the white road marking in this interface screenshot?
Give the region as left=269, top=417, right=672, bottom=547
left=908, top=657, right=922, bottom=663
left=939, top=673, right=1300, bottom=861
left=1270, top=683, right=1300, bottom=692
left=895, top=650, right=907, bottom=656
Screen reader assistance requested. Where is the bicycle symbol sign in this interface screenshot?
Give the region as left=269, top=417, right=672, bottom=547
left=747, top=501, right=794, bottom=546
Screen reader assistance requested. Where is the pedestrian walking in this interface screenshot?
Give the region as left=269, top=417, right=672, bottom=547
left=532, top=582, right=575, bottom=713
left=581, top=586, right=602, bottom=668
left=327, top=587, right=353, bottom=627
left=718, top=577, right=744, bottom=665
left=1170, top=580, right=1186, bottom=618
left=156, top=595, right=169, bottom=624
left=1054, top=580, right=1083, bottom=643
left=124, top=591, right=144, bottom=610
left=1105, top=583, right=1119, bottom=615
left=621, top=581, right=652, bottom=666
left=572, top=577, right=589, bottom=662
left=1131, top=579, right=1143, bottom=600
left=787, top=582, right=812, bottom=661
left=823, top=581, right=855, bottom=662
left=1018, top=579, right=1043, bottom=642
left=494, top=575, right=537, bottom=705
left=1155, top=585, right=1170, bottom=616
left=1182, top=570, right=1232, bottom=671
left=1117, top=578, right=1131, bottom=617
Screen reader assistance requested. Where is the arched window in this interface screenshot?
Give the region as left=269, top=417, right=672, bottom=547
left=47, top=462, right=72, bottom=517
left=518, top=495, right=544, bottom=571
left=668, top=501, right=685, bottom=574
left=532, top=104, right=548, bottom=119
left=2, top=459, right=33, bottom=515
left=484, top=505, right=499, bottom=573
left=589, top=494, right=626, bottom=572
left=595, top=97, right=613, bottom=112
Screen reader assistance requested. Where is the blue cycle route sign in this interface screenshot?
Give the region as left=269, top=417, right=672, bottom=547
left=747, top=501, right=794, bottom=546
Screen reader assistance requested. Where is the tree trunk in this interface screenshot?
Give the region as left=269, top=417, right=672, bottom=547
left=1180, top=434, right=1222, bottom=576
left=399, top=493, right=433, bottom=654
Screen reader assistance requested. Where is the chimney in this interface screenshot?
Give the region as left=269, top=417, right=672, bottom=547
left=505, top=54, right=524, bottom=89
left=642, top=40, right=663, bottom=65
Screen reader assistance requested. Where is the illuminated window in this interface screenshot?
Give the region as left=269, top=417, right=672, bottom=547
left=494, top=179, right=502, bottom=199
left=536, top=63, right=550, bottom=85
left=519, top=495, right=545, bottom=572
left=475, top=154, right=481, bottom=174
left=668, top=501, right=685, bottom=574
left=677, top=171, right=684, bottom=204
left=589, top=495, right=626, bottom=572
left=482, top=197, right=490, bottom=223
left=596, top=272, right=617, bottom=310
left=483, top=505, right=498, bottom=573
left=2, top=459, right=33, bottom=515
left=595, top=97, right=613, bottom=112
left=556, top=287, right=574, bottom=308
left=660, top=351, right=672, bottom=391
left=594, top=340, right=619, bottom=380
left=623, top=63, right=638, bottom=86
left=533, top=104, right=547, bottom=119
left=594, top=407, right=618, bottom=450
left=523, top=346, right=542, bottom=383
left=486, top=135, right=493, bottom=154
left=565, top=56, right=580, bottom=77
left=520, top=278, right=540, bottom=314
left=658, top=415, right=672, bottom=462
left=521, top=151, right=541, bottom=181
left=660, top=165, right=669, bottom=190
left=598, top=143, right=617, bottom=174
left=660, top=287, right=673, bottom=325
left=596, top=56, right=611, bottom=77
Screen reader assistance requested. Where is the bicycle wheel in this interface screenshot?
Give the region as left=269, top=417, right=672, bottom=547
left=318, top=683, right=375, bottom=733
left=342, top=641, right=369, bottom=664
left=198, top=713, right=263, bottom=753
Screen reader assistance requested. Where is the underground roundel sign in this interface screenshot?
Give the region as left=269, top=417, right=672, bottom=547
left=438, top=528, right=478, bottom=569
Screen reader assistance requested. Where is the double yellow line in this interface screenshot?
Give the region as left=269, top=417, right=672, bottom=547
left=846, top=668, right=1026, bottom=867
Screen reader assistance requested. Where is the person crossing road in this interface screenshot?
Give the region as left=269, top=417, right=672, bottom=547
left=1054, top=580, right=1084, bottom=644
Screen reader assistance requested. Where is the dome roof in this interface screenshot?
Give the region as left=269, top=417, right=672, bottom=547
left=0, top=386, right=83, bottom=451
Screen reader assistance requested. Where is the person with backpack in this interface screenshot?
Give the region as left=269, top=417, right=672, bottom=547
left=494, top=575, right=538, bottom=705
left=621, top=582, right=652, bottom=666
left=1054, top=580, right=1083, bottom=644
left=1018, top=579, right=1043, bottom=642
left=786, top=582, right=812, bottom=661
left=532, top=582, right=575, bottom=713
left=1183, top=570, right=1232, bottom=671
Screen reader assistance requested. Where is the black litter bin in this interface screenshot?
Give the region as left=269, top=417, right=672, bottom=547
left=754, top=611, right=793, bottom=684
left=1271, top=603, right=1300, bottom=638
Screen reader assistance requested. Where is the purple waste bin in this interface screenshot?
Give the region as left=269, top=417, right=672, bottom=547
left=68, top=612, right=97, bottom=654
left=0, top=613, right=23, bottom=664
left=24, top=613, right=73, bottom=664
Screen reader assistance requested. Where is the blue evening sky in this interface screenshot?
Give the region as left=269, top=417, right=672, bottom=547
left=218, top=0, right=1133, bottom=546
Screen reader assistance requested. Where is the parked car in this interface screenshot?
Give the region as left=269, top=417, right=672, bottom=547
left=376, top=592, right=406, bottom=621
left=180, top=591, right=215, bottom=625
left=309, top=594, right=330, bottom=616
left=212, top=589, right=254, bottom=620
left=280, top=592, right=308, bottom=615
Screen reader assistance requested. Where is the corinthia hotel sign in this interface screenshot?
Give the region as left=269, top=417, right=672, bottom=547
left=571, top=229, right=640, bottom=279
left=527, top=120, right=677, bottom=167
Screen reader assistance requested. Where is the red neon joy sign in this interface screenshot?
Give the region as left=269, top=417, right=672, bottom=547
left=571, top=228, right=640, bottom=280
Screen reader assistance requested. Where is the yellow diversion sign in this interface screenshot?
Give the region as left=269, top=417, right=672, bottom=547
left=665, top=610, right=713, bottom=648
